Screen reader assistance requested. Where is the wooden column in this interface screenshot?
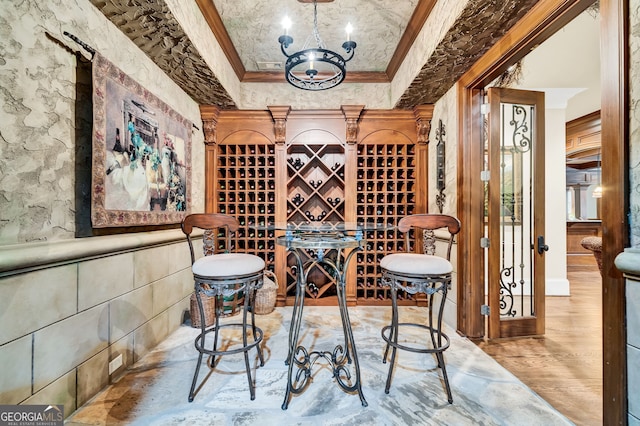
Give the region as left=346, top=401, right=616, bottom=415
left=341, top=105, right=364, bottom=306
left=414, top=105, right=434, bottom=215
left=601, top=0, right=628, bottom=423
left=200, top=105, right=220, bottom=213
left=268, top=106, right=291, bottom=306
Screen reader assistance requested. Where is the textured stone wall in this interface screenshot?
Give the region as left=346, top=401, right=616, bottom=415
left=391, top=0, right=468, bottom=108
left=0, top=0, right=204, bottom=244
left=429, top=85, right=458, bottom=216
left=631, top=0, right=640, bottom=247
left=428, top=85, right=459, bottom=328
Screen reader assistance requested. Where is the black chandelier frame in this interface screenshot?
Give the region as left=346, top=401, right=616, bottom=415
left=277, top=1, right=357, bottom=91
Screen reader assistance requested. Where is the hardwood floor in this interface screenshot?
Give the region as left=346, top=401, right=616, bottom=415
left=475, top=265, right=602, bottom=425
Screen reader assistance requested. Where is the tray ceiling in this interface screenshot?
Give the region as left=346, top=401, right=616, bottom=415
left=90, top=0, right=541, bottom=109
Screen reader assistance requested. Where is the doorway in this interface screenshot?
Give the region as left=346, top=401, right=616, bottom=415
left=456, top=0, right=627, bottom=423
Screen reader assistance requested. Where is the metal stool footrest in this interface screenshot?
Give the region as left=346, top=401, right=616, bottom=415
left=195, top=323, right=264, bottom=357
left=381, top=322, right=450, bottom=354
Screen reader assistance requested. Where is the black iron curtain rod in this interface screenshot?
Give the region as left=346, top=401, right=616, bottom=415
left=62, top=31, right=200, bottom=131
left=63, top=31, right=95, bottom=58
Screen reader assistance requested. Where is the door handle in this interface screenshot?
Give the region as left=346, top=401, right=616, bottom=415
left=537, top=236, right=549, bottom=255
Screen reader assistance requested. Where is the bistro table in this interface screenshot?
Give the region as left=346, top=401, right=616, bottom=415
left=252, top=221, right=390, bottom=409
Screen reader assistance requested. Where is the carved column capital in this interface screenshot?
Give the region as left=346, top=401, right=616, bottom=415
left=268, top=105, right=291, bottom=145
left=199, top=105, right=220, bottom=146
left=414, top=104, right=434, bottom=145
left=341, top=105, right=364, bottom=145
left=416, top=119, right=431, bottom=145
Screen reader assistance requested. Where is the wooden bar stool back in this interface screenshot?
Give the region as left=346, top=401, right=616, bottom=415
left=182, top=213, right=265, bottom=402
left=380, top=213, right=461, bottom=403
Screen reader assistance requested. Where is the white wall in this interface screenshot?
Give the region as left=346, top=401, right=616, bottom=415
left=545, top=109, right=570, bottom=295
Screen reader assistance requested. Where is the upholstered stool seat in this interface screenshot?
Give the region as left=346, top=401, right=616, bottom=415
left=380, top=214, right=460, bottom=404
left=380, top=253, right=453, bottom=276
left=193, top=253, right=265, bottom=277
left=182, top=214, right=265, bottom=402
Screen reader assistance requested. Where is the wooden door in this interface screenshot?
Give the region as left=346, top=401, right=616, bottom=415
left=486, top=87, right=546, bottom=338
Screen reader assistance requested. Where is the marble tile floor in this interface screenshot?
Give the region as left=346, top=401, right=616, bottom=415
left=66, top=306, right=573, bottom=425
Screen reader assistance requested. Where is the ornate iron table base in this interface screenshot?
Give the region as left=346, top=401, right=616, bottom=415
left=278, top=231, right=368, bottom=409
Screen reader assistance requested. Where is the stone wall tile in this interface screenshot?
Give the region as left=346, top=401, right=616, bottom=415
left=0, top=335, right=32, bottom=404
left=133, top=310, right=169, bottom=363
left=628, top=278, right=640, bottom=349
left=109, top=285, right=153, bottom=344
left=0, top=265, right=77, bottom=345
left=33, top=304, right=109, bottom=392
left=133, top=243, right=186, bottom=288
left=77, top=349, right=109, bottom=408
left=168, top=296, right=190, bottom=330
left=152, top=268, right=193, bottom=316
left=629, top=344, right=640, bottom=419
left=109, top=333, right=135, bottom=381
left=78, top=253, right=135, bottom=311
left=23, top=370, right=76, bottom=420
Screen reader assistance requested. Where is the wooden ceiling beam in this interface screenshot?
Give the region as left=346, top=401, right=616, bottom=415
left=195, top=0, right=246, bottom=80
left=385, top=0, right=437, bottom=80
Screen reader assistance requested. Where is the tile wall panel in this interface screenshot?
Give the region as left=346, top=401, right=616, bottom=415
left=629, top=344, right=640, bottom=420
left=33, top=304, right=109, bottom=392
left=152, top=268, right=193, bottom=316
left=0, top=265, right=77, bottom=345
left=168, top=297, right=191, bottom=330
left=133, top=310, right=169, bottom=363
left=77, top=350, right=109, bottom=408
left=109, top=285, right=153, bottom=344
left=628, top=278, right=640, bottom=349
left=134, top=243, right=190, bottom=289
left=0, top=335, right=32, bottom=404
left=78, top=252, right=135, bottom=311
left=23, top=371, right=76, bottom=420
left=109, top=333, right=135, bottom=381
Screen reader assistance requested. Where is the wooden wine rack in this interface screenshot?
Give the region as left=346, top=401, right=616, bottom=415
left=356, top=143, right=417, bottom=304
left=216, top=143, right=277, bottom=272
left=202, top=105, right=433, bottom=307
left=285, top=140, right=346, bottom=300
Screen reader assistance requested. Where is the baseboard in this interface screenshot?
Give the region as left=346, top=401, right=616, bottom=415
left=546, top=278, right=571, bottom=296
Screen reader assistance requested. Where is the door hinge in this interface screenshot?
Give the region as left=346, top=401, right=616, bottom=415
left=480, top=237, right=490, bottom=248
left=481, top=304, right=490, bottom=316
left=480, top=170, right=490, bottom=182
left=480, top=103, right=489, bottom=115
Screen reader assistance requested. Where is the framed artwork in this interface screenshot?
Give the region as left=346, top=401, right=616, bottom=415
left=91, top=53, right=192, bottom=227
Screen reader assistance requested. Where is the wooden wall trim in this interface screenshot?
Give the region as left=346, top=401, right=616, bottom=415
left=457, top=0, right=628, bottom=422
left=195, top=0, right=246, bottom=80
left=459, top=0, right=596, bottom=89
left=600, top=0, right=629, bottom=423
left=456, top=86, right=485, bottom=338
left=242, top=71, right=390, bottom=83
left=200, top=105, right=220, bottom=213
left=456, top=0, right=596, bottom=337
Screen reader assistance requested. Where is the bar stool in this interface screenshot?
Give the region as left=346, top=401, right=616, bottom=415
left=182, top=213, right=265, bottom=402
left=380, top=214, right=461, bottom=403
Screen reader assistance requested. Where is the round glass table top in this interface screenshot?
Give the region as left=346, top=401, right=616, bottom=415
left=249, top=221, right=395, bottom=233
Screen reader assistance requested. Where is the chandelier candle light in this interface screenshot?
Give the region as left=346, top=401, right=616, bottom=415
left=278, top=0, right=356, bottom=90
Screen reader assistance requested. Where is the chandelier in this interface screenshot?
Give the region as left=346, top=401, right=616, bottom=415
left=278, top=0, right=356, bottom=90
